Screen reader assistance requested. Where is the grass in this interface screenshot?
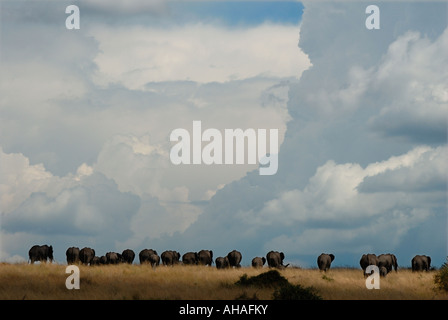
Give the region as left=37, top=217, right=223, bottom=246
left=0, top=263, right=447, bottom=300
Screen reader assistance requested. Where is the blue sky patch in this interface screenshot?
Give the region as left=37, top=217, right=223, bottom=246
left=170, top=1, right=304, bottom=26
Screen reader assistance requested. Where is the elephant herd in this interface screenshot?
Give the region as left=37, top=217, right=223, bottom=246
left=357, top=253, right=432, bottom=277
left=29, top=245, right=289, bottom=270
left=28, top=245, right=54, bottom=264
left=359, top=253, right=398, bottom=277
left=315, top=252, right=432, bottom=276
left=64, top=247, right=289, bottom=270
left=28, top=245, right=433, bottom=275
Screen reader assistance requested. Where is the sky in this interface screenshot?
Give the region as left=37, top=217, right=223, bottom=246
left=0, top=0, right=447, bottom=269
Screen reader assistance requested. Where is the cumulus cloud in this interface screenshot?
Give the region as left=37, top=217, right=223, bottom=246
left=1, top=6, right=300, bottom=176
left=90, top=23, right=310, bottom=89
left=1, top=1, right=446, bottom=268
left=367, top=29, right=448, bottom=143
left=0, top=148, right=140, bottom=237
left=156, top=1, right=447, bottom=267
left=0, top=148, right=142, bottom=261
left=166, top=143, right=446, bottom=267
left=82, top=0, right=168, bottom=15
left=257, top=145, right=446, bottom=248
left=359, top=146, right=447, bottom=193
left=0, top=1, right=310, bottom=262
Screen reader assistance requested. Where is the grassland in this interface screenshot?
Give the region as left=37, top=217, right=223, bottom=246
left=0, top=263, right=447, bottom=300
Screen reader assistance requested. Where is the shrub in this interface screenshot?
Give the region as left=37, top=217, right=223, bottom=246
left=235, top=270, right=289, bottom=288
left=322, top=274, right=334, bottom=282
left=434, top=257, right=448, bottom=292
left=235, top=270, right=323, bottom=300
left=234, top=292, right=259, bottom=300
left=272, top=283, right=322, bottom=300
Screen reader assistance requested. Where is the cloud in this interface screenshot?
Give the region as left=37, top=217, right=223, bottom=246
left=1, top=151, right=140, bottom=238
left=90, top=23, right=310, bottom=89
left=1, top=1, right=446, bottom=268
left=156, top=1, right=447, bottom=267
left=359, top=146, right=447, bottom=193
left=165, top=143, right=446, bottom=267
left=0, top=147, right=142, bottom=261
left=0, top=1, right=308, bottom=261
left=367, top=29, right=448, bottom=143
left=82, top=0, right=168, bottom=15
left=1, top=21, right=302, bottom=177
left=256, top=147, right=447, bottom=226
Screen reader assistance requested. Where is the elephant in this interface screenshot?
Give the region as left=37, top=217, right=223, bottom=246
left=99, top=255, right=108, bottom=264
left=66, top=247, right=80, bottom=264
left=251, top=257, right=266, bottom=268
left=227, top=250, right=242, bottom=268
left=79, top=247, right=96, bottom=265
left=379, top=266, right=388, bottom=277
left=149, top=253, right=160, bottom=268
left=139, top=249, right=158, bottom=264
left=215, top=256, right=230, bottom=269
left=28, top=244, right=54, bottom=264
left=317, top=253, right=335, bottom=272
left=266, top=251, right=289, bottom=269
left=182, top=252, right=198, bottom=265
left=91, top=256, right=101, bottom=266
left=106, top=252, right=121, bottom=264
left=359, top=253, right=379, bottom=277
left=161, top=250, right=181, bottom=266
left=122, top=249, right=135, bottom=264
left=412, top=255, right=431, bottom=272
left=378, top=253, right=398, bottom=273
left=197, top=250, right=213, bottom=266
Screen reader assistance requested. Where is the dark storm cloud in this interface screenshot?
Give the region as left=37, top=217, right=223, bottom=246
left=2, top=173, right=140, bottom=238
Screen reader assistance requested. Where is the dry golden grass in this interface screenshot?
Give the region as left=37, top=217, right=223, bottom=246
left=282, top=268, right=448, bottom=300
left=1, top=263, right=447, bottom=300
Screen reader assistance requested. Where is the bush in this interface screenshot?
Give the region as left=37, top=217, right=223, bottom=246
left=272, top=283, right=322, bottom=300
left=235, top=270, right=289, bottom=288
left=234, top=292, right=259, bottom=300
left=235, top=269, right=323, bottom=300
left=434, top=257, right=448, bottom=292
left=322, top=274, right=334, bottom=282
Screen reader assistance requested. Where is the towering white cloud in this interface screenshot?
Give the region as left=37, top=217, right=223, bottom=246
left=91, top=23, right=310, bottom=89
left=0, top=1, right=311, bottom=262
left=153, top=1, right=447, bottom=267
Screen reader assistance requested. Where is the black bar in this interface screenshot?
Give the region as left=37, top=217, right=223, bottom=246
left=0, top=300, right=443, bottom=318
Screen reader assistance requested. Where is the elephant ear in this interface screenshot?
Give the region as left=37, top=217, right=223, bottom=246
left=427, top=256, right=431, bottom=266
left=262, top=257, right=266, bottom=265
left=210, top=250, right=213, bottom=259
left=280, top=252, right=285, bottom=260
left=330, top=254, right=335, bottom=262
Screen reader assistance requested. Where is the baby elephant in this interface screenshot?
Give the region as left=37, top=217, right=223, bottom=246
left=215, top=256, right=230, bottom=269
left=317, top=253, right=335, bottom=272
left=251, top=257, right=266, bottom=268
